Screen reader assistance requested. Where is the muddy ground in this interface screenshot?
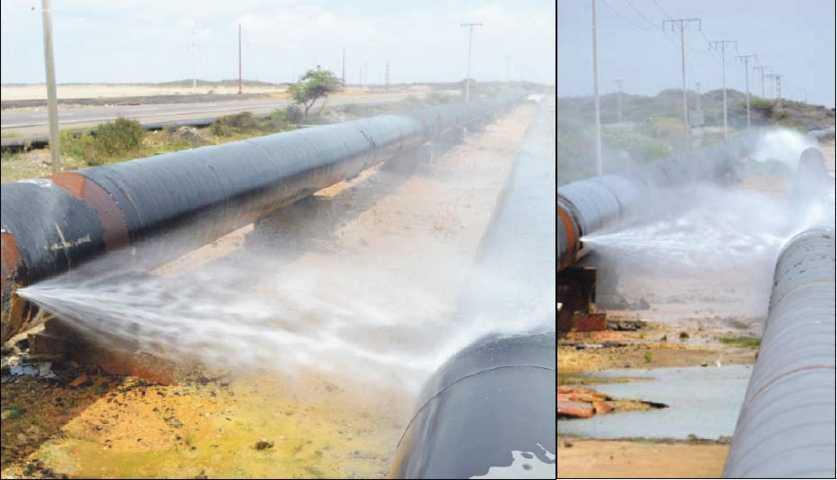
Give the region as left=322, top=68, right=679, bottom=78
left=0, top=104, right=537, bottom=478
left=557, top=139, right=835, bottom=478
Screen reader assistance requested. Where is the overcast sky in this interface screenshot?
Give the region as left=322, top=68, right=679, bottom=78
left=0, top=0, right=554, bottom=85
left=559, top=0, right=835, bottom=107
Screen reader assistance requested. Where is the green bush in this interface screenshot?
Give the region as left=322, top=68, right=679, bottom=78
left=93, top=118, right=144, bottom=155
left=210, top=112, right=259, bottom=136
left=59, top=118, right=145, bottom=166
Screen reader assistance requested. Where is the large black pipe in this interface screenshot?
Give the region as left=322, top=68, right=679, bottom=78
left=391, top=332, right=556, bottom=479
left=391, top=98, right=556, bottom=478
left=1, top=98, right=518, bottom=343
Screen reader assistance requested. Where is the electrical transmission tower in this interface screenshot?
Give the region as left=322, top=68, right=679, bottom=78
left=662, top=18, right=702, bottom=135
left=709, top=39, right=737, bottom=138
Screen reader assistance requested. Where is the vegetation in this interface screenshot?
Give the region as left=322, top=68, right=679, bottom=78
left=718, top=335, right=761, bottom=349
left=288, top=69, right=342, bottom=119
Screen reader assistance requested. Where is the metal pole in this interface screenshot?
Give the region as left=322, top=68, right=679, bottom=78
left=592, top=0, right=602, bottom=175
left=709, top=40, right=737, bottom=139
left=41, top=0, right=61, bottom=174
left=680, top=24, right=688, bottom=134
left=461, top=22, right=482, bottom=103
left=745, top=64, right=750, bottom=127
left=342, top=48, right=346, bottom=85
left=737, top=55, right=757, bottom=128
left=754, top=65, right=769, bottom=97
left=237, top=24, right=242, bottom=95
left=615, top=79, right=623, bottom=123
left=721, top=48, right=727, bottom=138
left=385, top=61, right=390, bottom=91
left=664, top=19, right=700, bottom=136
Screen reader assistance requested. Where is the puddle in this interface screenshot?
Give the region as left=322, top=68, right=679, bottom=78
left=557, top=365, right=752, bottom=440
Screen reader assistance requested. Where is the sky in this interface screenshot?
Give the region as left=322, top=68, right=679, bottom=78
left=0, top=0, right=555, bottom=85
left=558, top=0, right=836, bottom=107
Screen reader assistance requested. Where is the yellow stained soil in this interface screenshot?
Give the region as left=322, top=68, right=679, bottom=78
left=558, top=439, right=729, bottom=478
left=2, top=373, right=406, bottom=479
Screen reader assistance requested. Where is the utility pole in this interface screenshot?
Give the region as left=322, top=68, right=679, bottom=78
left=663, top=18, right=701, bottom=135
left=615, top=79, right=623, bottom=123
left=40, top=0, right=61, bottom=174
left=767, top=73, right=783, bottom=110
left=753, top=65, right=770, bottom=97
left=709, top=39, right=737, bottom=139
left=342, top=48, right=346, bottom=85
left=460, top=22, right=483, bottom=102
left=191, top=27, right=199, bottom=92
left=592, top=0, right=602, bottom=175
left=385, top=61, right=390, bottom=91
left=736, top=54, right=758, bottom=128
left=237, top=24, right=242, bottom=95
left=695, top=81, right=702, bottom=112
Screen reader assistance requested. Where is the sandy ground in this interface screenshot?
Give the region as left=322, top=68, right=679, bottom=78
left=1, top=104, right=536, bottom=478
left=558, top=439, right=728, bottom=478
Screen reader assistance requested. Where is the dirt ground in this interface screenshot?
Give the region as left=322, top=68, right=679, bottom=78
left=558, top=439, right=729, bottom=478
left=0, top=104, right=537, bottom=478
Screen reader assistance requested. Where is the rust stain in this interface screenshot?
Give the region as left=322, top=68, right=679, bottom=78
left=557, top=205, right=578, bottom=268
left=1, top=231, right=21, bottom=298
left=52, top=172, right=130, bottom=251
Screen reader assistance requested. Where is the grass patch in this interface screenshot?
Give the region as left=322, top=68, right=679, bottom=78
left=558, top=372, right=648, bottom=386
left=718, top=335, right=761, bottom=349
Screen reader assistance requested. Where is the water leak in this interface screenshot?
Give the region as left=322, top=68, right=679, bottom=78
left=557, top=365, right=752, bottom=440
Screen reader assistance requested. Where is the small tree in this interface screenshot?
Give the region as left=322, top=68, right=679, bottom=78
left=288, top=68, right=342, bottom=120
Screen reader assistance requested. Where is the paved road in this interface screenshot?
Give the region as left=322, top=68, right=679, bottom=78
left=0, top=92, right=416, bottom=139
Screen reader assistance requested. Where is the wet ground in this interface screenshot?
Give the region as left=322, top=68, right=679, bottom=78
left=559, top=365, right=751, bottom=440
left=1, top=104, right=539, bottom=478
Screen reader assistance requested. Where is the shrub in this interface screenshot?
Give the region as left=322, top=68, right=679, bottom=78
left=93, top=118, right=145, bottom=155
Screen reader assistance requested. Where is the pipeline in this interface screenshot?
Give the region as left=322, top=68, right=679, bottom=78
left=1, top=98, right=519, bottom=344
left=390, top=332, right=556, bottom=479
left=556, top=140, right=751, bottom=271
left=391, top=98, right=556, bottom=478
left=723, top=226, right=835, bottom=478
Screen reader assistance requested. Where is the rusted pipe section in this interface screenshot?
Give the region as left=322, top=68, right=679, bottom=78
left=1, top=99, right=518, bottom=344
left=723, top=226, right=835, bottom=478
